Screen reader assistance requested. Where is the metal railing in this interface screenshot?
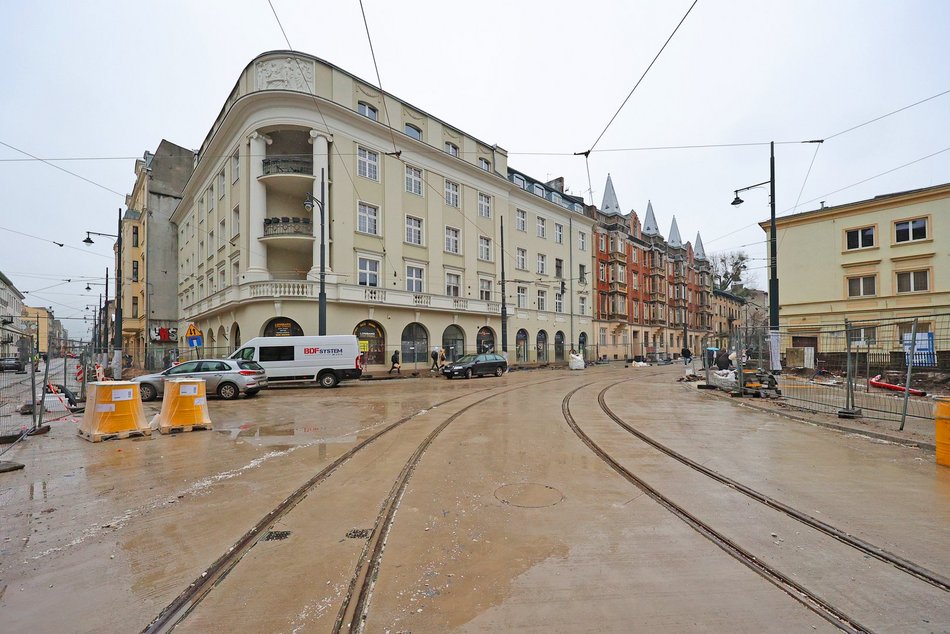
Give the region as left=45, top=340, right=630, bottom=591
left=261, top=156, right=313, bottom=176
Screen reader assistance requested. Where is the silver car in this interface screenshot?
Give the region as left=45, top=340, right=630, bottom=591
left=133, top=358, right=267, bottom=401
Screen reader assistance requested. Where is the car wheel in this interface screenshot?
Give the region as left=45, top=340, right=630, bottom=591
left=217, top=382, right=239, bottom=400
left=494, top=366, right=504, bottom=377
left=245, top=389, right=259, bottom=397
left=465, top=368, right=473, bottom=380
left=139, top=383, right=157, bottom=402
left=319, top=372, right=339, bottom=388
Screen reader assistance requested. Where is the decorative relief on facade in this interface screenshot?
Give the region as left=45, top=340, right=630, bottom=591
left=355, top=83, right=380, bottom=99
left=403, top=107, right=425, bottom=121
left=256, top=58, right=315, bottom=92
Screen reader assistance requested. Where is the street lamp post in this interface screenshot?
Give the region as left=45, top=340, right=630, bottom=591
left=731, top=140, right=821, bottom=373
left=83, top=207, right=123, bottom=378
left=304, top=169, right=327, bottom=336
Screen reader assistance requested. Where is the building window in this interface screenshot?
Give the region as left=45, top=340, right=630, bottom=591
left=446, top=272, right=461, bottom=297
left=358, top=101, right=378, bottom=121
left=555, top=223, right=563, bottom=244
left=598, top=234, right=606, bottom=252
left=478, top=193, right=492, bottom=218
left=533, top=184, right=544, bottom=197
left=358, top=202, right=379, bottom=235
left=555, top=258, right=563, bottom=278
left=445, top=226, right=460, bottom=254
left=406, top=266, right=424, bottom=293
left=479, top=157, right=491, bottom=171
left=516, top=209, right=526, bottom=232
left=232, top=260, right=239, bottom=285
left=579, top=296, right=587, bottom=315
left=537, top=253, right=547, bottom=275
left=599, top=328, right=607, bottom=346
left=231, top=150, right=240, bottom=182
left=479, top=279, right=492, bottom=300
left=895, top=218, right=927, bottom=243
left=848, top=326, right=877, bottom=344
left=536, top=217, right=546, bottom=238
left=405, top=165, right=423, bottom=195
left=444, top=141, right=459, bottom=157
left=599, top=262, right=607, bottom=282
left=579, top=264, right=587, bottom=284
left=516, top=286, right=527, bottom=308
left=207, top=233, right=213, bottom=258
left=552, top=193, right=562, bottom=206
left=516, top=248, right=527, bottom=270
left=846, top=226, right=874, bottom=250
left=555, top=292, right=563, bottom=313
left=513, top=174, right=526, bottom=189
left=537, top=290, right=547, bottom=311
left=357, top=146, right=379, bottom=181
left=132, top=226, right=139, bottom=247
left=132, top=296, right=139, bottom=319
left=896, top=270, right=929, bottom=293
left=358, top=257, right=380, bottom=287
left=578, top=231, right=587, bottom=251
left=218, top=171, right=226, bottom=198
left=478, top=236, right=492, bottom=261
left=405, top=123, right=422, bottom=141
left=405, top=216, right=423, bottom=245
left=444, top=180, right=460, bottom=207
left=232, top=205, right=240, bottom=237
left=219, top=268, right=226, bottom=290
left=208, top=186, right=215, bottom=211
left=847, top=275, right=875, bottom=297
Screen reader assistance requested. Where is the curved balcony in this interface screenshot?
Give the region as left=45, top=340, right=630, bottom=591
left=262, top=156, right=313, bottom=176
left=258, top=156, right=314, bottom=199
left=259, top=217, right=315, bottom=251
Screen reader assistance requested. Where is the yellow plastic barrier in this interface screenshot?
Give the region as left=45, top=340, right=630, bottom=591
left=936, top=397, right=950, bottom=468
left=155, top=379, right=212, bottom=434
left=78, top=381, right=150, bottom=442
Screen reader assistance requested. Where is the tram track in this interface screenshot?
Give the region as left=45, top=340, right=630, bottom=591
left=143, top=374, right=566, bottom=633
left=562, top=381, right=873, bottom=634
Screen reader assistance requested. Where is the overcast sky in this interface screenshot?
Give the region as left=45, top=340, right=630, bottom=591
left=2, top=0, right=948, bottom=340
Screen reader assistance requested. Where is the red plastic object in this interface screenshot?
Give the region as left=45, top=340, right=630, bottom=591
left=868, top=374, right=927, bottom=397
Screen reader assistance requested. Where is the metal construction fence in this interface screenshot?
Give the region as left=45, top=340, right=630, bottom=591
left=718, top=313, right=950, bottom=431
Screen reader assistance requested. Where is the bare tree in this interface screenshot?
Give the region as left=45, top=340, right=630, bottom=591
left=712, top=251, right=751, bottom=292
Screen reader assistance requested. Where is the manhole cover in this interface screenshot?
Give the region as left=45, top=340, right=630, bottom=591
left=494, top=483, right=564, bottom=508
left=346, top=528, right=371, bottom=539
left=261, top=530, right=291, bottom=541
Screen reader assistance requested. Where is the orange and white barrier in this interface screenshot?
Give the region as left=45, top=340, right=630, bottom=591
left=76, top=364, right=84, bottom=382
left=78, top=381, right=150, bottom=442
left=153, top=379, right=212, bottom=433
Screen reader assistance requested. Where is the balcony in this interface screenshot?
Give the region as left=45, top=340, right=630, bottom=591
left=260, top=217, right=314, bottom=251
left=608, top=310, right=628, bottom=321
left=261, top=156, right=313, bottom=176
left=609, top=250, right=626, bottom=263
left=609, top=281, right=627, bottom=293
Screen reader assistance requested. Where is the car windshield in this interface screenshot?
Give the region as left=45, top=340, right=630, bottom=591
left=455, top=355, right=478, bottom=363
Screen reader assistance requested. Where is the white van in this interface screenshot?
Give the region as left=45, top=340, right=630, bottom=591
left=230, top=335, right=363, bottom=388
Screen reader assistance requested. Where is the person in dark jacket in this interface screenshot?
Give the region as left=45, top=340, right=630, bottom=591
left=715, top=348, right=731, bottom=370
left=681, top=347, right=692, bottom=365
left=389, top=350, right=401, bottom=374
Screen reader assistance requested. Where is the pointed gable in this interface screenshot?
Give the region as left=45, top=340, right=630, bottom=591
left=601, top=174, right=622, bottom=216
left=668, top=216, right=683, bottom=248
left=642, top=200, right=661, bottom=237
left=694, top=232, right=707, bottom=260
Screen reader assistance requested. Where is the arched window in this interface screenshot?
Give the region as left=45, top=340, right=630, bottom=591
left=405, top=123, right=422, bottom=141
left=217, top=326, right=227, bottom=355
left=231, top=322, right=241, bottom=348
left=554, top=331, right=565, bottom=361
left=441, top=325, right=465, bottom=362
left=537, top=330, right=548, bottom=362
left=262, top=317, right=303, bottom=337
left=476, top=326, right=495, bottom=354
left=578, top=332, right=588, bottom=359
left=516, top=329, right=529, bottom=363
left=401, top=323, right=429, bottom=365
left=354, top=320, right=385, bottom=366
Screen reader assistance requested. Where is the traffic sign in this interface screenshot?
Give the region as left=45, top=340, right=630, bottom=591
left=187, top=335, right=203, bottom=348
left=185, top=323, right=202, bottom=338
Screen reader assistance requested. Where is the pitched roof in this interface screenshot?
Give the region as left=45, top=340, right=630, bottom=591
left=694, top=232, right=707, bottom=260
left=642, top=200, right=661, bottom=236
left=600, top=174, right=622, bottom=215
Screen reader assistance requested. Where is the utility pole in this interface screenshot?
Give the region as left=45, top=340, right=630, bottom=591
left=113, top=207, right=124, bottom=379
left=500, top=216, right=508, bottom=353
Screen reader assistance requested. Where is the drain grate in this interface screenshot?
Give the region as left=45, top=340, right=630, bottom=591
left=346, top=528, right=371, bottom=539
left=261, top=530, right=291, bottom=541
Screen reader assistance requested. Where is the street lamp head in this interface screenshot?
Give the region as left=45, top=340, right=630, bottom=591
left=83, top=232, right=94, bottom=246
left=85, top=283, right=92, bottom=291
left=731, top=192, right=744, bottom=206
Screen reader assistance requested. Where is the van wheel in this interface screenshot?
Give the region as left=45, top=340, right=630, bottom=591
left=319, top=372, right=339, bottom=388
left=217, top=382, right=239, bottom=400
left=494, top=366, right=504, bottom=377
left=465, top=368, right=473, bottom=380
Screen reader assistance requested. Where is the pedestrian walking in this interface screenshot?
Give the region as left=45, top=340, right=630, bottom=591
left=681, top=347, right=692, bottom=365
left=438, top=348, right=446, bottom=369
left=430, top=347, right=440, bottom=371
left=389, top=350, right=401, bottom=374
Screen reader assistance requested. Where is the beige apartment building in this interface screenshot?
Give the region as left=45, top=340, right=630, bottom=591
left=172, top=51, right=596, bottom=368
left=763, top=182, right=949, bottom=350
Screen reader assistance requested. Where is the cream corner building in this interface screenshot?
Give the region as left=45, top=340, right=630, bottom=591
left=171, top=51, right=596, bottom=368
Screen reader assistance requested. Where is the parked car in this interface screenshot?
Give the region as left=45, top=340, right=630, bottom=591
left=230, top=335, right=363, bottom=388
left=0, top=357, right=24, bottom=372
left=441, top=353, right=508, bottom=379
left=133, top=358, right=267, bottom=401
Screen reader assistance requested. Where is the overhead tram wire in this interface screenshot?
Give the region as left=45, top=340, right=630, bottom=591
left=0, top=225, right=112, bottom=259
left=358, top=0, right=400, bottom=158
left=0, top=139, right=125, bottom=198
left=824, top=87, right=950, bottom=141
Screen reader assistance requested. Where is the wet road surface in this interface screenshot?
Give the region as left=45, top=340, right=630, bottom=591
left=1, top=364, right=948, bottom=632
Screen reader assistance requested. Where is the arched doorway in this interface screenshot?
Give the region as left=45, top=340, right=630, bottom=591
left=441, top=325, right=465, bottom=362
left=217, top=326, right=226, bottom=355
left=401, top=323, right=428, bottom=365
left=476, top=326, right=495, bottom=353
left=516, top=329, right=529, bottom=363
left=206, top=328, right=215, bottom=358
left=354, top=320, right=385, bottom=366
left=537, top=330, right=548, bottom=362
left=578, top=332, right=588, bottom=359
left=231, top=322, right=241, bottom=348
left=555, top=331, right=565, bottom=361
left=262, top=317, right=303, bottom=337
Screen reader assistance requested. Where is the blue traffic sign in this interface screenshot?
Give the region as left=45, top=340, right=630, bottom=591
left=187, top=335, right=203, bottom=348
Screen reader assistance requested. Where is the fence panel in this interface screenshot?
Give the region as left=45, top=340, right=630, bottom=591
left=0, top=332, right=34, bottom=440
